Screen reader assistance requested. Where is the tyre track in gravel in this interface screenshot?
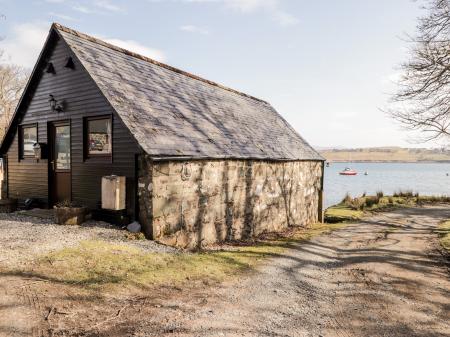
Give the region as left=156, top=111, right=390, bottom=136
left=1, top=206, right=449, bottom=337
left=143, top=206, right=450, bottom=337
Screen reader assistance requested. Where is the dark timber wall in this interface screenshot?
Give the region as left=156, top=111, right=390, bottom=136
left=5, top=33, right=141, bottom=217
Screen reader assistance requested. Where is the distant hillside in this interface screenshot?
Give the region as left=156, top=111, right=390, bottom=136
left=319, top=147, right=450, bottom=163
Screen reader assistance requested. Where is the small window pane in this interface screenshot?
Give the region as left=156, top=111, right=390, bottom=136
left=22, top=126, right=37, bottom=157
left=88, top=118, right=112, bottom=155
left=55, top=125, right=70, bottom=169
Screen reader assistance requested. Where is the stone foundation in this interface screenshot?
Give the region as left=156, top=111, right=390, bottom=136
left=138, top=157, right=323, bottom=248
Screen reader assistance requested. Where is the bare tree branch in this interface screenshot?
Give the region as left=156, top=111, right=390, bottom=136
left=0, top=52, right=28, bottom=139
left=389, top=0, right=450, bottom=142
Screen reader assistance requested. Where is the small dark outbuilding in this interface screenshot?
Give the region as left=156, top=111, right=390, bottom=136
left=0, top=23, right=324, bottom=248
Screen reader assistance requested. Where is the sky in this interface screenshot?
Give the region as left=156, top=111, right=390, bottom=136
left=0, top=0, right=436, bottom=148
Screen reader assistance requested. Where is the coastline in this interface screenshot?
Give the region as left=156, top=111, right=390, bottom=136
left=326, top=160, right=450, bottom=163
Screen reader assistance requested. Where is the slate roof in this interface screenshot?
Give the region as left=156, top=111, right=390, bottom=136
left=54, top=23, right=323, bottom=161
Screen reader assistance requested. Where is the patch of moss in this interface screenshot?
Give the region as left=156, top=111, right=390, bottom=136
left=437, top=221, right=450, bottom=253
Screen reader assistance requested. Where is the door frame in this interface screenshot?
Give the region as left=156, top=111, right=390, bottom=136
left=48, top=119, right=72, bottom=207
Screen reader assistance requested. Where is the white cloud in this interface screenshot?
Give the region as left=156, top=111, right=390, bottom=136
left=103, top=38, right=166, bottom=62
left=72, top=5, right=94, bottom=13
left=71, top=1, right=123, bottom=15
left=0, top=21, right=166, bottom=68
left=224, top=0, right=298, bottom=26
left=224, top=0, right=277, bottom=12
left=94, top=0, right=123, bottom=12
left=48, top=12, right=78, bottom=21
left=1, top=22, right=49, bottom=68
left=45, top=0, right=67, bottom=3
left=151, top=0, right=298, bottom=26
left=180, top=25, right=210, bottom=35
left=272, top=10, right=298, bottom=27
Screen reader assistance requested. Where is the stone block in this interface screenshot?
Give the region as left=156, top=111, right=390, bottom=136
left=139, top=156, right=323, bottom=248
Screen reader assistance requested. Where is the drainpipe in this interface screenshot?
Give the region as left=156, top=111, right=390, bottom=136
left=318, top=161, right=325, bottom=223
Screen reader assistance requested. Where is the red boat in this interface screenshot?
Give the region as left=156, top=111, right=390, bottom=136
left=339, top=167, right=357, bottom=176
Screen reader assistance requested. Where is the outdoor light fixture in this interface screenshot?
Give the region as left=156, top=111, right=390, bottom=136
left=48, top=94, right=64, bottom=113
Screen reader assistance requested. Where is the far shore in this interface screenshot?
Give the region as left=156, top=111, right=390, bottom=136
left=320, top=147, right=450, bottom=163
left=326, top=160, right=450, bottom=163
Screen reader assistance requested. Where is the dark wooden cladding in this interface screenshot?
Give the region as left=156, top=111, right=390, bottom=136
left=5, top=34, right=141, bottom=217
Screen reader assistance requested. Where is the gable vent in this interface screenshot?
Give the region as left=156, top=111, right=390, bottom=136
left=64, top=56, right=75, bottom=69
left=45, top=62, right=55, bottom=74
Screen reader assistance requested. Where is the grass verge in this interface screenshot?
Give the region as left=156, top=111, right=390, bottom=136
left=326, top=193, right=450, bottom=223
left=437, top=221, right=450, bottom=253
left=17, top=222, right=347, bottom=291
left=324, top=204, right=364, bottom=223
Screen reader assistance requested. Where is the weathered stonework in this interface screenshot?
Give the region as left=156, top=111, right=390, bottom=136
left=138, top=156, right=323, bottom=249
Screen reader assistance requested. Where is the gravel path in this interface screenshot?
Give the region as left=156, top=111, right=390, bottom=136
left=0, top=206, right=449, bottom=337
left=144, top=205, right=450, bottom=337
left=0, top=210, right=176, bottom=268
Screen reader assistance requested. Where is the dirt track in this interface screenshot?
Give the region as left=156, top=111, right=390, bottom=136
left=1, top=206, right=449, bottom=337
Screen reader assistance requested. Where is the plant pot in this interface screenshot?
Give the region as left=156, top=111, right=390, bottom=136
left=0, top=198, right=18, bottom=213
left=54, top=206, right=87, bottom=225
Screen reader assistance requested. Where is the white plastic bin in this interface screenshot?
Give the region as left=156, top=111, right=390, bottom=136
left=101, top=175, right=126, bottom=210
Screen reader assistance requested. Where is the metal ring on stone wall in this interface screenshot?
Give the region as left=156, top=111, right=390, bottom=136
left=181, top=162, right=192, bottom=181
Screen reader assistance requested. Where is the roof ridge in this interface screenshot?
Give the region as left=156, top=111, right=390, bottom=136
left=52, top=22, right=268, bottom=104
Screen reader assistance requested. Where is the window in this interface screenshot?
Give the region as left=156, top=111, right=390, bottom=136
left=85, top=116, right=112, bottom=158
left=55, top=125, right=71, bottom=169
left=20, top=124, right=37, bottom=159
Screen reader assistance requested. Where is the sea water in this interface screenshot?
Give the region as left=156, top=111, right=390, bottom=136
left=324, top=162, right=450, bottom=208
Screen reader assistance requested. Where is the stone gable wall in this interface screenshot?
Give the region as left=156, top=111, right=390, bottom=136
left=138, top=157, right=323, bottom=248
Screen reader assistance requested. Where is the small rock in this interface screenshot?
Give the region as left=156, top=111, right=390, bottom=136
left=127, top=221, right=141, bottom=233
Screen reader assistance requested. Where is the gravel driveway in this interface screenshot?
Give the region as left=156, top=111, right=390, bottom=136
left=141, top=205, right=450, bottom=337
left=0, top=206, right=449, bottom=337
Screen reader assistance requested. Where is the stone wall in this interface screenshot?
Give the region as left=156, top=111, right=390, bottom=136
left=138, top=157, right=323, bottom=248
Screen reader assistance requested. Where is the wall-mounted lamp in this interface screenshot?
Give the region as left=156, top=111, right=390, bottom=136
left=48, top=94, right=64, bottom=113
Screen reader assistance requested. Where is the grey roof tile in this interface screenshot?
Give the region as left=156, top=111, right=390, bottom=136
left=54, top=24, right=323, bottom=161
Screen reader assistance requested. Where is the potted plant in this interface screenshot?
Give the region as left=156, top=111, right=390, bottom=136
left=54, top=200, right=87, bottom=225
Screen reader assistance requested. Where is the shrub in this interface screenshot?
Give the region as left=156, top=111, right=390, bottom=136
left=349, top=197, right=365, bottom=210
left=342, top=193, right=352, bottom=205
left=365, top=196, right=379, bottom=208
left=376, top=191, right=384, bottom=198
left=394, top=190, right=414, bottom=198
left=388, top=197, right=394, bottom=204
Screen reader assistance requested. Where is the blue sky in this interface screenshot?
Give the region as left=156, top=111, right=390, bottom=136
left=0, top=0, right=432, bottom=148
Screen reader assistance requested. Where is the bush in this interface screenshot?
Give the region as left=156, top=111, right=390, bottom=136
left=342, top=193, right=352, bottom=205
left=365, top=196, right=379, bottom=208
left=394, top=190, right=414, bottom=198
left=349, top=197, right=365, bottom=210
left=376, top=191, right=384, bottom=198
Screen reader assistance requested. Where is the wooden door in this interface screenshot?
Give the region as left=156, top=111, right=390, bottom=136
left=49, top=121, right=71, bottom=205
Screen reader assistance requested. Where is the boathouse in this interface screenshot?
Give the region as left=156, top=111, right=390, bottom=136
left=0, top=23, right=324, bottom=248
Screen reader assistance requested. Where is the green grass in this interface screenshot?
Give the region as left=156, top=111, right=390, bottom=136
left=324, top=194, right=450, bottom=223
left=18, top=222, right=348, bottom=291
left=324, top=204, right=364, bottom=223
left=437, top=221, right=450, bottom=253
